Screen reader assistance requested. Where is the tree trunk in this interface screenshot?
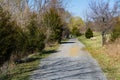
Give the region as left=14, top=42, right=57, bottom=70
left=102, top=31, right=106, bottom=46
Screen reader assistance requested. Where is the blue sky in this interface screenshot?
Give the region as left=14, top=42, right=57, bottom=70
left=66, top=0, right=89, bottom=20
left=66, top=0, right=115, bottom=20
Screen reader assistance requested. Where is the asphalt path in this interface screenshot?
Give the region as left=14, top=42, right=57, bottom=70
left=31, top=39, right=107, bottom=80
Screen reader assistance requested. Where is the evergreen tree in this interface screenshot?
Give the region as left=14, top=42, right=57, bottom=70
left=85, top=28, right=93, bottom=39
left=111, top=18, right=120, bottom=41
left=27, top=14, right=45, bottom=53
left=43, top=8, right=63, bottom=43
left=0, top=6, right=20, bottom=62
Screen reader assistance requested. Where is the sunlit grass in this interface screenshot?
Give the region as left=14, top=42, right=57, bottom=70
left=78, top=32, right=120, bottom=80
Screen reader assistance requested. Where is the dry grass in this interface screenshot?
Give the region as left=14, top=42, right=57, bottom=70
left=104, top=39, right=120, bottom=80
left=105, top=39, right=120, bottom=62
left=78, top=33, right=120, bottom=80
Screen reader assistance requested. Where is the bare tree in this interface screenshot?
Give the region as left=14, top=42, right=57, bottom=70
left=89, top=0, right=119, bottom=45
left=0, top=0, right=68, bottom=30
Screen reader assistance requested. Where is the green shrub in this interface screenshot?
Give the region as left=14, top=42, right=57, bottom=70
left=0, top=7, right=28, bottom=63
left=0, top=7, right=45, bottom=65
left=43, top=8, right=63, bottom=43
left=85, top=28, right=93, bottom=39
left=36, top=31, right=45, bottom=51
left=72, top=27, right=81, bottom=36
left=27, top=15, right=45, bottom=53
left=111, top=27, right=120, bottom=41
left=111, top=17, right=120, bottom=41
left=0, top=7, right=18, bottom=62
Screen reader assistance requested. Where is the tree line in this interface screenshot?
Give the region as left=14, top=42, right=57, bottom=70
left=86, top=0, right=120, bottom=45
left=0, top=0, right=71, bottom=66
left=1, top=0, right=120, bottom=67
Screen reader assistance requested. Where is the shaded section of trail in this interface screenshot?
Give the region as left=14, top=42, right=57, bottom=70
left=31, top=39, right=107, bottom=80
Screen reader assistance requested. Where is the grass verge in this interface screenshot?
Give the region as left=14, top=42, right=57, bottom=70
left=78, top=32, right=120, bottom=80
left=0, top=43, right=59, bottom=80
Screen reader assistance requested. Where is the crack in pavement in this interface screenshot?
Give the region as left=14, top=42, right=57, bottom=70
left=30, top=39, right=107, bottom=80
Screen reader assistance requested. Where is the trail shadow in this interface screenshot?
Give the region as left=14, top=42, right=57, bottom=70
left=15, top=57, right=42, bottom=64
left=0, top=49, right=59, bottom=80
left=61, top=42, right=75, bottom=44
left=42, top=50, right=58, bottom=54
left=16, top=50, right=58, bottom=64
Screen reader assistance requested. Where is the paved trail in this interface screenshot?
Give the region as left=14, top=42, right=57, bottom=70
left=31, top=39, right=107, bottom=80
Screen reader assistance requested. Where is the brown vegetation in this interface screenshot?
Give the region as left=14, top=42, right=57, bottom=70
left=105, top=38, right=120, bottom=62
left=79, top=33, right=120, bottom=80
left=88, top=0, right=119, bottom=45
left=103, top=38, right=120, bottom=80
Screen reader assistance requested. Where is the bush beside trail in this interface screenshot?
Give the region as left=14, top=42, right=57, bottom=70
left=85, top=28, right=93, bottom=39
left=0, top=7, right=45, bottom=66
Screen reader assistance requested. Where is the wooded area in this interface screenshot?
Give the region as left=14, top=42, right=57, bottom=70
left=0, top=0, right=70, bottom=66
left=0, top=0, right=120, bottom=80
